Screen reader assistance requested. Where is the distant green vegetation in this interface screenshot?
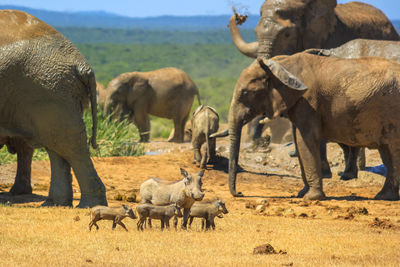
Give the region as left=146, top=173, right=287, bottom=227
left=0, top=108, right=144, bottom=165
left=58, top=27, right=256, bottom=45
left=77, top=43, right=253, bottom=122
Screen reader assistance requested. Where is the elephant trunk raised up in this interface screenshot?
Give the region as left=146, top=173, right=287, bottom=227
left=228, top=14, right=258, bottom=59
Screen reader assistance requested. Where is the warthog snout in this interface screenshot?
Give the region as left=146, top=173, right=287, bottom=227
left=192, top=191, right=205, bottom=201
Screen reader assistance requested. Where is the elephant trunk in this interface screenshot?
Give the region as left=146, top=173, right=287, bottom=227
left=228, top=15, right=258, bottom=59
left=88, top=73, right=98, bottom=149
left=228, top=111, right=244, bottom=197
left=256, top=37, right=273, bottom=59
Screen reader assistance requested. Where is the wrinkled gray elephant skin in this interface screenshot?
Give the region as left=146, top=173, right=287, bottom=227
left=228, top=52, right=400, bottom=201
left=104, top=68, right=201, bottom=143
left=228, top=0, right=400, bottom=166
left=0, top=10, right=107, bottom=207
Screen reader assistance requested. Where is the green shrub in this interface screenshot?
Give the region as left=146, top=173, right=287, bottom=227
left=85, top=108, right=144, bottom=157
left=0, top=107, right=144, bottom=165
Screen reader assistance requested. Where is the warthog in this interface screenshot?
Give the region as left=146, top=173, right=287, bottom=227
left=136, top=203, right=182, bottom=231
left=191, top=105, right=219, bottom=169
left=140, top=168, right=205, bottom=229
left=89, top=205, right=137, bottom=231
left=188, top=199, right=229, bottom=230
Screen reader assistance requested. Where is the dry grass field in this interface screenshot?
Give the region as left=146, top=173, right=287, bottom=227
left=1, top=140, right=400, bottom=266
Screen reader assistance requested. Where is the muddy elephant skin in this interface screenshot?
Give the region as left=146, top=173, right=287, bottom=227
left=104, top=67, right=201, bottom=143
left=228, top=52, right=400, bottom=201
left=229, top=0, right=399, bottom=144
left=229, top=0, right=399, bottom=59
left=190, top=105, right=219, bottom=169
left=0, top=10, right=107, bottom=207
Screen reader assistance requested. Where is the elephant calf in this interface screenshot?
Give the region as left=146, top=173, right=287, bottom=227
left=136, top=203, right=182, bottom=231
left=89, top=205, right=137, bottom=231
left=188, top=199, right=228, bottom=230
left=191, top=105, right=220, bottom=169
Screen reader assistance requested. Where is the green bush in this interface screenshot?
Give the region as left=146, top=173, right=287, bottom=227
left=0, top=107, right=144, bottom=165
left=85, top=108, right=144, bottom=157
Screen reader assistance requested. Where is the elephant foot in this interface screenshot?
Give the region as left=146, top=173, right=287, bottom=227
left=339, top=171, right=358, bottom=181
left=77, top=192, right=108, bottom=208
left=42, top=198, right=73, bottom=207
left=297, top=186, right=310, bottom=198
left=168, top=138, right=183, bottom=143
left=374, top=189, right=399, bottom=201
left=289, top=150, right=298, bottom=158
left=304, top=189, right=326, bottom=200
left=232, top=191, right=244, bottom=197
left=10, top=182, right=32, bottom=195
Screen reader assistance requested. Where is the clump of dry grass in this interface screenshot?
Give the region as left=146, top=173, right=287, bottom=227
left=0, top=205, right=400, bottom=266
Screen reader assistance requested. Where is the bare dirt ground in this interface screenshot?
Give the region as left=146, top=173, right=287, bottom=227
left=1, top=135, right=400, bottom=266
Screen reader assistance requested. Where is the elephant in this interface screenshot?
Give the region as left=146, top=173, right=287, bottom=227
left=0, top=10, right=107, bottom=207
left=96, top=82, right=108, bottom=108
left=104, top=67, right=201, bottom=143
left=228, top=0, right=400, bottom=180
left=304, top=38, right=400, bottom=179
left=190, top=105, right=219, bottom=169
left=226, top=52, right=400, bottom=200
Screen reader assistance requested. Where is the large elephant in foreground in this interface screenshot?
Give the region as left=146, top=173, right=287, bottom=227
left=0, top=10, right=107, bottom=207
left=104, top=68, right=201, bottom=142
left=227, top=52, right=400, bottom=200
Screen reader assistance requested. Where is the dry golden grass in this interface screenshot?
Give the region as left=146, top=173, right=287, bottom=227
left=1, top=142, right=400, bottom=266
left=0, top=204, right=400, bottom=267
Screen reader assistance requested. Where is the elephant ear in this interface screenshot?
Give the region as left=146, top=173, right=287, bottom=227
left=258, top=58, right=308, bottom=91
left=302, top=0, right=337, bottom=49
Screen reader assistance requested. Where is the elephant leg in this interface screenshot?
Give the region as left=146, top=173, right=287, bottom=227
left=69, top=156, right=107, bottom=208
left=62, top=133, right=107, bottom=208
left=289, top=124, right=299, bottom=158
left=320, top=140, right=332, bottom=179
left=293, top=127, right=309, bottom=197
left=132, top=111, right=150, bottom=142
left=295, top=127, right=325, bottom=200
left=357, top=147, right=366, bottom=171
left=375, top=145, right=400, bottom=200
left=9, top=139, right=33, bottom=195
left=169, top=117, right=185, bottom=143
left=42, top=149, right=73, bottom=207
left=339, top=144, right=359, bottom=181
left=208, top=138, right=217, bottom=164
left=192, top=140, right=202, bottom=167
left=181, top=208, right=190, bottom=230
left=247, top=115, right=264, bottom=142
left=200, top=143, right=208, bottom=169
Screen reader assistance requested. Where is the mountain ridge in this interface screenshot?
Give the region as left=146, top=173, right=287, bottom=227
left=0, top=5, right=260, bottom=30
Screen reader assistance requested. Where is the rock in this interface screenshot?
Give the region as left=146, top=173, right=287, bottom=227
left=253, top=244, right=276, bottom=255
left=253, top=244, right=287, bottom=255
left=125, top=192, right=136, bottom=202
left=245, top=201, right=257, bottom=209
left=255, top=205, right=265, bottom=213
left=113, top=192, right=123, bottom=201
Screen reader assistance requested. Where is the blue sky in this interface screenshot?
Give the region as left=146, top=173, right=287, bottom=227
left=0, top=0, right=399, bottom=19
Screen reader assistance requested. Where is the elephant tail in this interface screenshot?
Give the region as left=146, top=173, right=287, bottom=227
left=88, top=72, right=98, bottom=149
left=78, top=65, right=98, bottom=149
left=196, top=91, right=202, bottom=105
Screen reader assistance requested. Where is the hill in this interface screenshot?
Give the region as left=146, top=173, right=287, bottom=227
left=0, top=5, right=259, bottom=30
